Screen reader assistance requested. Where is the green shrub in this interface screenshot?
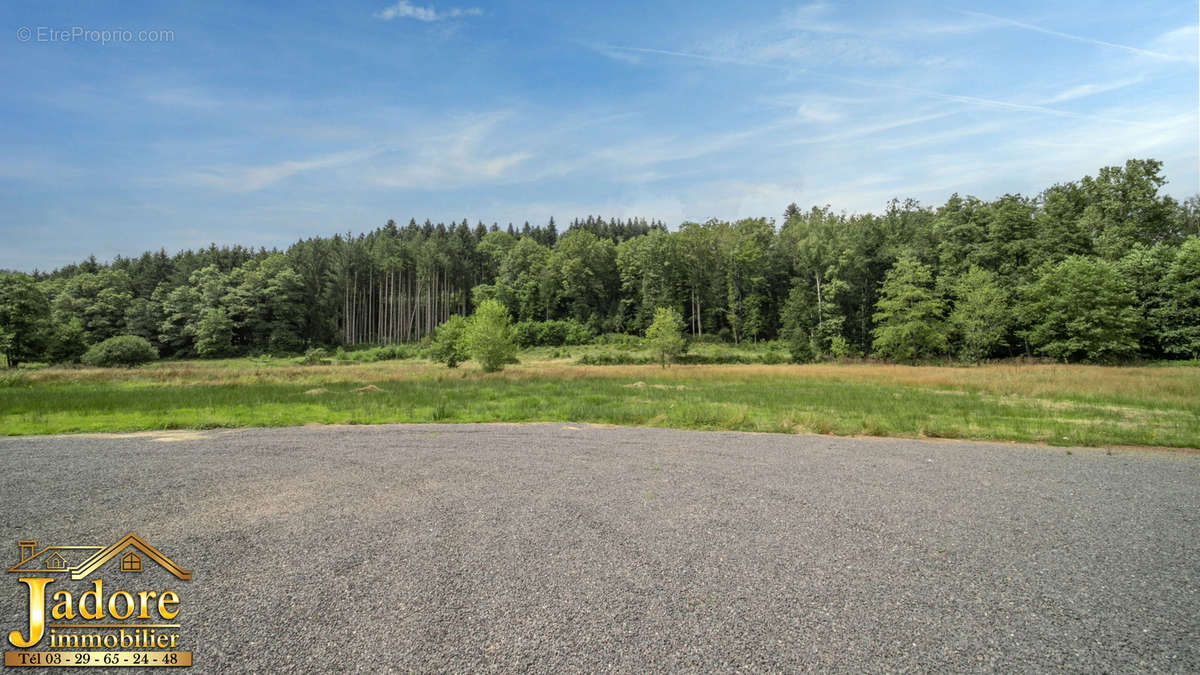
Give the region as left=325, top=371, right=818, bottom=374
left=676, top=352, right=751, bottom=365
left=761, top=350, right=789, bottom=365
left=512, top=321, right=540, bottom=348
left=430, top=315, right=470, bottom=368
left=369, top=344, right=412, bottom=361
left=512, top=319, right=595, bottom=348
left=829, top=337, right=852, bottom=360
left=576, top=351, right=653, bottom=365
left=81, top=335, right=157, bottom=368
left=333, top=344, right=415, bottom=362
left=268, top=327, right=304, bottom=356
left=464, top=300, right=517, bottom=372
left=0, top=370, right=30, bottom=387
left=302, top=347, right=330, bottom=365
left=594, top=333, right=642, bottom=348
left=786, top=328, right=816, bottom=364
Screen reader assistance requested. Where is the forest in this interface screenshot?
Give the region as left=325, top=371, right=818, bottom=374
left=1, top=158, right=1198, bottom=368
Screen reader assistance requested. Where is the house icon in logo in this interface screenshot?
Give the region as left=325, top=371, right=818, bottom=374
left=8, top=533, right=191, bottom=580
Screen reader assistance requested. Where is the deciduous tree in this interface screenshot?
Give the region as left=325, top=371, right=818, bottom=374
left=871, top=258, right=948, bottom=362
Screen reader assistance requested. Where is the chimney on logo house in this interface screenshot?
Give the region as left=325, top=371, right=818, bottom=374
left=18, top=540, right=35, bottom=563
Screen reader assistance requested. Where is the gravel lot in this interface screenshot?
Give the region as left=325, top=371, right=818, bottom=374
left=1, top=424, right=1197, bottom=672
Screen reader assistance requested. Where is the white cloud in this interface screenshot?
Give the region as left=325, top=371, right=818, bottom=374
left=873, top=121, right=1007, bottom=152
left=185, top=148, right=378, bottom=192
left=595, top=44, right=778, bottom=69
left=787, top=111, right=958, bottom=146
left=794, top=98, right=845, bottom=123
left=1148, top=25, right=1200, bottom=64
left=374, top=1, right=482, bottom=22
left=1041, top=78, right=1144, bottom=104
left=369, top=113, right=534, bottom=189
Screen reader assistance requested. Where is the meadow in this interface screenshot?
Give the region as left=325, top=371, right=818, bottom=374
left=2, top=344, right=1197, bottom=449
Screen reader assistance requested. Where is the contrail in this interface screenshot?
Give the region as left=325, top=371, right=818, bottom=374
left=599, top=44, right=1150, bottom=127
left=597, top=44, right=788, bottom=70
left=957, top=9, right=1183, bottom=62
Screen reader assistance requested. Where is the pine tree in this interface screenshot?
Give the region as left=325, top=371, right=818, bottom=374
left=871, top=258, right=948, bottom=362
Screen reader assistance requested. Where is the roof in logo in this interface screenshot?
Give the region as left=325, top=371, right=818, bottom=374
left=7, top=546, right=104, bottom=574
left=71, top=533, right=191, bottom=581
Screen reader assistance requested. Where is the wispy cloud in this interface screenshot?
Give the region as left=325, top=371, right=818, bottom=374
left=590, top=44, right=643, bottom=64
left=370, top=113, right=533, bottom=189
left=873, top=82, right=1149, bottom=126
left=794, top=99, right=845, bottom=124
left=598, top=43, right=1149, bottom=127
left=374, top=1, right=482, bottom=22
left=1149, top=25, right=1200, bottom=63
left=1041, top=78, right=1144, bottom=104
left=957, top=9, right=1187, bottom=62
left=596, top=44, right=782, bottom=69
left=788, top=111, right=958, bottom=146
left=185, top=149, right=378, bottom=192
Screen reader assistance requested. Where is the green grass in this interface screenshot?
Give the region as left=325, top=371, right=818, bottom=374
left=1, top=356, right=1197, bottom=448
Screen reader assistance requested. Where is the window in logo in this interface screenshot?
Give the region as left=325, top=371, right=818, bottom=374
left=121, top=551, right=143, bottom=573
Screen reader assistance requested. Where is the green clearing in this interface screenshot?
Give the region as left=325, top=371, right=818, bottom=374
left=2, top=354, right=1197, bottom=448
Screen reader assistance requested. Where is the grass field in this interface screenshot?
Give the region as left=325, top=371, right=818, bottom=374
left=2, top=353, right=1197, bottom=448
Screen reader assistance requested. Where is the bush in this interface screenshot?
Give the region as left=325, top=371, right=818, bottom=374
left=512, top=319, right=595, bottom=348
left=786, top=327, right=816, bottom=364
left=267, top=327, right=305, bottom=356
left=369, top=344, right=412, bottom=361
left=829, top=337, right=852, bottom=360
left=761, top=350, right=790, bottom=365
left=463, top=300, right=517, bottom=372
left=512, top=321, right=541, bottom=349
left=430, top=315, right=470, bottom=368
left=576, top=351, right=653, bottom=365
left=81, top=335, right=157, bottom=368
left=332, top=344, right=415, bottom=362
left=302, top=347, right=330, bottom=365
left=594, top=333, right=642, bottom=348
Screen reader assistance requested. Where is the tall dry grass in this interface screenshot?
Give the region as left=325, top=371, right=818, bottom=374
left=21, top=359, right=1197, bottom=408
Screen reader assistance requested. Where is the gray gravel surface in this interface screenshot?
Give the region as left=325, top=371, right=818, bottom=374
left=1, top=424, right=1197, bottom=672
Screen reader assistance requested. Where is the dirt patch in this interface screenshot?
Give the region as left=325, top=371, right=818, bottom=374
left=73, top=430, right=220, bottom=442
left=623, top=381, right=687, bottom=390
left=149, top=431, right=213, bottom=442
left=355, top=385, right=384, bottom=393
left=303, top=388, right=328, bottom=395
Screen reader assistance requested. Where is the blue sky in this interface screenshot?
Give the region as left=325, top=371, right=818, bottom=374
left=1, top=0, right=1196, bottom=271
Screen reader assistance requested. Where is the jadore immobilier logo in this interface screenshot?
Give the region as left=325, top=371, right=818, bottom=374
left=4, top=533, right=192, bottom=668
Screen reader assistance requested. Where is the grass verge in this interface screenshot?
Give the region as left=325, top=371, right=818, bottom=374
left=2, top=359, right=1197, bottom=447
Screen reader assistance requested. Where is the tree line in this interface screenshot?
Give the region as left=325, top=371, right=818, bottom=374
left=1, top=159, right=1198, bottom=367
